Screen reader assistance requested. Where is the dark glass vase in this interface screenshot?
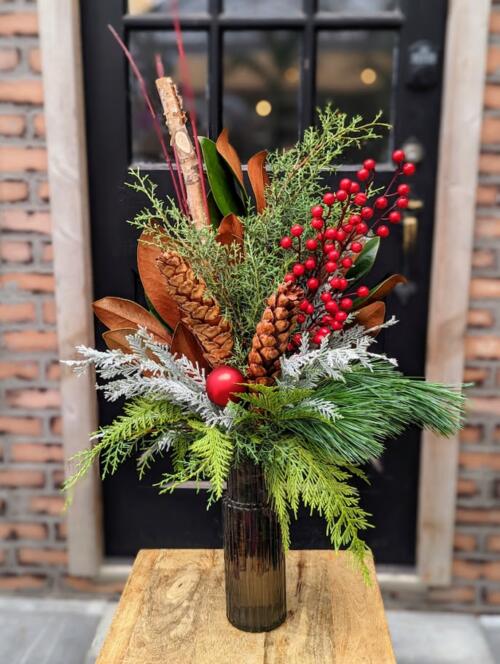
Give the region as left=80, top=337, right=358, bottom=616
left=223, top=460, right=286, bottom=632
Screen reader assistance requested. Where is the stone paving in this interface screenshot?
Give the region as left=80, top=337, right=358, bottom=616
left=1, top=598, right=500, bottom=663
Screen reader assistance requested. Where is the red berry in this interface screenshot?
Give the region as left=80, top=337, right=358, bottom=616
left=322, top=315, right=334, bottom=325
left=328, top=249, right=339, bottom=261
left=340, top=297, right=353, bottom=311
left=323, top=192, right=336, bottom=206
left=336, top=190, right=348, bottom=203
left=342, top=224, right=353, bottom=233
left=354, top=193, right=367, bottom=207
left=311, top=217, right=324, bottom=230
left=363, top=158, right=376, bottom=171
left=357, top=285, right=369, bottom=298
left=293, top=263, right=305, bottom=276
left=357, top=168, right=370, bottom=182
left=350, top=182, right=361, bottom=194
left=287, top=342, right=294, bottom=351
left=323, top=242, right=335, bottom=254
left=321, top=292, right=332, bottom=303
left=291, top=224, right=304, bottom=237
left=307, top=277, right=319, bottom=290
left=339, top=178, right=352, bottom=191
left=356, top=222, right=369, bottom=235
left=396, top=196, right=409, bottom=209
left=305, top=238, right=318, bottom=251
left=304, top=257, right=316, bottom=270
left=312, top=334, right=323, bottom=345
left=397, top=183, right=410, bottom=196
left=324, top=228, right=337, bottom=240
left=325, top=301, right=338, bottom=314
left=332, top=320, right=343, bottom=331
left=319, top=327, right=330, bottom=336
left=316, top=232, right=324, bottom=241
left=306, top=303, right=315, bottom=314
left=341, top=257, right=353, bottom=269
left=376, top=225, right=390, bottom=238
left=335, top=311, right=348, bottom=322
left=349, top=214, right=361, bottom=225
left=300, top=299, right=310, bottom=312
left=361, top=207, right=374, bottom=220
left=338, top=278, right=348, bottom=290
left=351, top=241, right=363, bottom=253
left=284, top=273, right=295, bottom=283
left=389, top=211, right=401, bottom=224
left=336, top=229, right=346, bottom=241
left=280, top=236, right=293, bottom=249
left=392, top=149, right=405, bottom=163
left=293, top=333, right=302, bottom=345
left=311, top=205, right=324, bottom=218
left=330, top=277, right=341, bottom=289
left=375, top=196, right=388, bottom=210
left=403, top=162, right=416, bottom=176
left=325, top=261, right=337, bottom=273
left=297, top=313, right=306, bottom=323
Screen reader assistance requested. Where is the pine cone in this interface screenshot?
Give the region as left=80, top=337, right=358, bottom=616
left=247, top=282, right=303, bottom=386
left=157, top=251, right=233, bottom=365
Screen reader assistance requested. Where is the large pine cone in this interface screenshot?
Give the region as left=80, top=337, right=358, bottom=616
left=157, top=251, right=233, bottom=365
left=246, top=283, right=303, bottom=386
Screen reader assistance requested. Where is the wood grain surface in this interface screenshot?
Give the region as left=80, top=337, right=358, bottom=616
left=96, top=549, right=395, bottom=664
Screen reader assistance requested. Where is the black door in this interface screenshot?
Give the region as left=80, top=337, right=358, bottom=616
left=81, top=0, right=448, bottom=564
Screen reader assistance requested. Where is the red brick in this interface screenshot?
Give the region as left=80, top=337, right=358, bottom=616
left=0, top=180, right=29, bottom=202
left=33, top=113, right=45, bottom=137
left=0, top=114, right=25, bottom=136
left=428, top=586, right=475, bottom=604
left=466, top=336, right=500, bottom=360
left=485, top=85, right=500, bottom=109
left=18, top=548, right=67, bottom=567
left=0, top=523, right=47, bottom=541
left=0, top=47, right=19, bottom=71
left=454, top=533, right=477, bottom=552
left=486, top=590, right=500, bottom=605
left=3, top=331, right=58, bottom=352
left=41, top=243, right=53, bottom=262
left=46, top=362, right=60, bottom=381
left=467, top=309, right=495, bottom=328
left=476, top=218, right=500, bottom=238
left=28, top=47, right=41, bottom=74
left=0, top=80, right=43, bottom=104
left=463, top=367, right=489, bottom=385
left=472, top=249, right=496, bottom=268
left=480, top=154, right=500, bottom=174
left=0, top=147, right=47, bottom=172
left=1, top=210, right=51, bottom=234
left=457, top=478, right=478, bottom=496
left=0, top=417, right=41, bottom=436
left=487, top=46, right=500, bottom=75
left=491, top=10, right=500, bottom=33
left=0, top=575, right=46, bottom=591
left=453, top=559, right=482, bottom=580
left=457, top=508, right=500, bottom=524
left=460, top=452, right=500, bottom=471
left=460, top=426, right=483, bottom=444
left=37, top=180, right=49, bottom=202
left=29, top=496, right=64, bottom=516
left=0, top=12, right=38, bottom=36
left=63, top=576, right=125, bottom=594
left=52, top=469, right=64, bottom=490
left=11, top=443, right=63, bottom=463
left=487, top=534, right=500, bottom=552
left=0, top=240, right=31, bottom=263
left=470, top=278, right=500, bottom=298
left=0, top=470, right=44, bottom=488
left=56, top=521, right=67, bottom=541
left=0, top=362, right=38, bottom=380
left=0, top=273, right=54, bottom=292
left=42, top=299, right=56, bottom=324
left=51, top=417, right=62, bottom=436
left=0, top=302, right=36, bottom=322
left=6, top=389, right=61, bottom=410
left=477, top=185, right=497, bottom=205
left=469, top=397, right=500, bottom=416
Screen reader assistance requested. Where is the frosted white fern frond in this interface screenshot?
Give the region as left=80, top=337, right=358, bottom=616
left=299, top=398, right=340, bottom=421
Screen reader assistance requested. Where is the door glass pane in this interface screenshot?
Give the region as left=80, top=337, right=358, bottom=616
left=224, top=0, right=302, bottom=16
left=223, top=31, right=300, bottom=158
left=128, top=0, right=207, bottom=14
left=319, top=0, right=398, bottom=10
left=129, top=31, right=208, bottom=163
left=316, top=30, right=396, bottom=163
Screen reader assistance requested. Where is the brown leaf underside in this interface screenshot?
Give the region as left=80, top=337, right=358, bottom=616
left=247, top=150, right=269, bottom=213
left=216, top=128, right=245, bottom=190
left=354, top=302, right=386, bottom=335
left=171, top=321, right=212, bottom=371
left=93, top=296, right=171, bottom=344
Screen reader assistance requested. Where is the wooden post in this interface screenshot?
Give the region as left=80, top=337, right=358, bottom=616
left=156, top=77, right=208, bottom=230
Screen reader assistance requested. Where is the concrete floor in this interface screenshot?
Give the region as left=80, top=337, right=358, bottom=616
left=1, top=598, right=500, bottom=663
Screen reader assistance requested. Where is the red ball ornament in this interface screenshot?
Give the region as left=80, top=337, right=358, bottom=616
left=323, top=191, right=336, bottom=206
left=291, top=224, right=304, bottom=237
left=311, top=205, right=324, bottom=218
left=206, top=366, right=246, bottom=407
left=280, top=236, right=293, bottom=249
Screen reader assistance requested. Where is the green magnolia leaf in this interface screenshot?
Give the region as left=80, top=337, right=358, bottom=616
left=207, top=190, right=223, bottom=229
left=346, top=237, right=380, bottom=282
left=199, top=136, right=245, bottom=217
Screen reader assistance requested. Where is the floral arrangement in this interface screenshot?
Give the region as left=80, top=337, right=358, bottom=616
left=64, top=69, right=464, bottom=575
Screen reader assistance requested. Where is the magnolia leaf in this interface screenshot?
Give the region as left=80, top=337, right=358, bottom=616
left=215, top=212, right=244, bottom=246
left=171, top=321, right=212, bottom=372
left=207, top=190, right=223, bottom=229
left=137, top=232, right=181, bottom=331
left=247, top=150, right=270, bottom=213
left=199, top=136, right=245, bottom=217
left=354, top=274, right=407, bottom=309
left=216, top=128, right=245, bottom=191
left=93, top=296, right=172, bottom=344
left=346, top=237, right=380, bottom=282
left=102, top=328, right=137, bottom=353
left=354, top=302, right=386, bottom=336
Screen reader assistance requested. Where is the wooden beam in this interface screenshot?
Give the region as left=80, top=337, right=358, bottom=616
left=38, top=0, right=103, bottom=576
left=417, top=0, right=491, bottom=585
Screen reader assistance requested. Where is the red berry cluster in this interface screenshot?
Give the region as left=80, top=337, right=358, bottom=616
left=279, top=150, right=415, bottom=346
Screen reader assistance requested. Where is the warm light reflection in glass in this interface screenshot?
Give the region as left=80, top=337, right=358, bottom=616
left=255, top=99, right=272, bottom=116
left=361, top=67, right=377, bottom=85
left=284, top=66, right=299, bottom=84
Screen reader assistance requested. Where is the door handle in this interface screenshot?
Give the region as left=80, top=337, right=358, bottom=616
left=403, top=215, right=418, bottom=255
left=395, top=199, right=423, bottom=305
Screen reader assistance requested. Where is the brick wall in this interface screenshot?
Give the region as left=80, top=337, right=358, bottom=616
left=1, top=1, right=500, bottom=606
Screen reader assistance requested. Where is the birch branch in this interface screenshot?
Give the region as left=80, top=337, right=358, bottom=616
left=155, top=76, right=209, bottom=230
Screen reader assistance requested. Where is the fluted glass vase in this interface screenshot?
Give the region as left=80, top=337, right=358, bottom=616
left=223, top=460, right=286, bottom=632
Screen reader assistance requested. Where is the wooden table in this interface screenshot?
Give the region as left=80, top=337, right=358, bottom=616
left=96, top=549, right=396, bottom=663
